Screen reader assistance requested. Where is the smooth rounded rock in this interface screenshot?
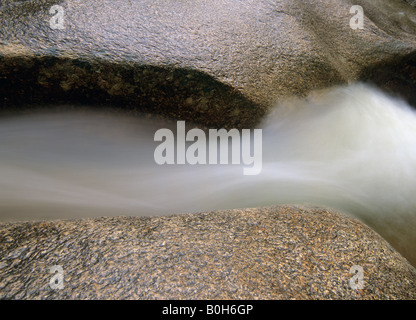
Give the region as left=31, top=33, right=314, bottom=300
left=0, top=206, right=415, bottom=299
left=1, top=0, right=416, bottom=127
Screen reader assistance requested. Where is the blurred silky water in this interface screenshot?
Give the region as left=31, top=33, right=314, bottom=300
left=0, top=83, right=415, bottom=265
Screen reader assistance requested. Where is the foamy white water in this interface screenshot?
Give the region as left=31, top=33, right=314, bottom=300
left=0, top=83, right=415, bottom=265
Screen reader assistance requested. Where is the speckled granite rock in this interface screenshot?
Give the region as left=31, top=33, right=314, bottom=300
left=1, top=0, right=416, bottom=127
left=1, top=1, right=416, bottom=300
left=0, top=206, right=415, bottom=300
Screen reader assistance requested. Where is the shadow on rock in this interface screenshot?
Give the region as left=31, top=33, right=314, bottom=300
left=359, top=51, right=416, bottom=107
left=0, top=55, right=266, bottom=129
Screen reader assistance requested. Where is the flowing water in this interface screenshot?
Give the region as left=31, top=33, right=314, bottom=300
left=1, top=83, right=415, bottom=266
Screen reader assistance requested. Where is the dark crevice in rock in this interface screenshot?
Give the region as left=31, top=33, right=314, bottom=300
left=0, top=55, right=266, bottom=129
left=403, top=0, right=416, bottom=8
left=0, top=0, right=64, bottom=15
left=358, top=51, right=416, bottom=107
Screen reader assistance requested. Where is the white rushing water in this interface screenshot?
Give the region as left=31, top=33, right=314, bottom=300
left=0, top=83, right=415, bottom=265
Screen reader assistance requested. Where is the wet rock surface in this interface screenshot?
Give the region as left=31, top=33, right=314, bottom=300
left=0, top=206, right=415, bottom=300
left=1, top=0, right=416, bottom=300
left=1, top=0, right=416, bottom=127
